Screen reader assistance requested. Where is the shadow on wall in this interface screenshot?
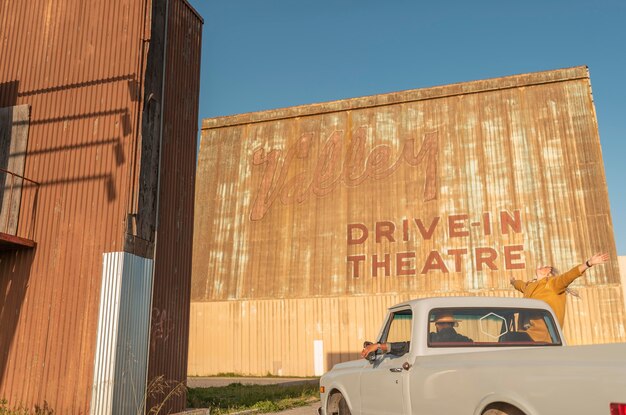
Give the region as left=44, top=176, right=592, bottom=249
left=0, top=81, right=19, bottom=107
left=0, top=248, right=35, bottom=389
left=2, top=73, right=162, bottom=255
left=325, top=351, right=361, bottom=373
left=0, top=73, right=137, bottom=399
left=0, top=75, right=141, bottom=207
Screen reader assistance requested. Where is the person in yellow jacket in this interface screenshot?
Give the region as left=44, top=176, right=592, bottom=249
left=510, top=252, right=609, bottom=342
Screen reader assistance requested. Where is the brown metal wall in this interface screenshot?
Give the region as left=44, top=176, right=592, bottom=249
left=191, top=66, right=625, bottom=376
left=0, top=0, right=201, bottom=412
left=0, top=1, right=146, bottom=411
left=147, top=0, right=202, bottom=412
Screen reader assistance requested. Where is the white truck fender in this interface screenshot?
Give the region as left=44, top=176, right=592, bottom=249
left=324, top=382, right=357, bottom=414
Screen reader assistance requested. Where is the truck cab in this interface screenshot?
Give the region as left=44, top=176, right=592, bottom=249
left=319, top=297, right=626, bottom=415
left=382, top=296, right=563, bottom=359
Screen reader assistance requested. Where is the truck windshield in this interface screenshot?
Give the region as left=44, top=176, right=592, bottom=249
left=427, top=307, right=561, bottom=347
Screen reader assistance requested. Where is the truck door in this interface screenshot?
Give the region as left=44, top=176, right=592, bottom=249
left=360, top=309, right=412, bottom=415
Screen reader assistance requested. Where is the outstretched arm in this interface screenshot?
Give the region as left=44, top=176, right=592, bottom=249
left=510, top=276, right=526, bottom=293
left=578, top=252, right=610, bottom=274
left=552, top=252, right=610, bottom=293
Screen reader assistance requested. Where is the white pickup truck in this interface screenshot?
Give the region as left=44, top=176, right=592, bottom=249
left=319, top=296, right=626, bottom=415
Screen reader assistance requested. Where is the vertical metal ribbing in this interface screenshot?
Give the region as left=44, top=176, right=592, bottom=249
left=90, top=252, right=124, bottom=415
left=91, top=252, right=153, bottom=415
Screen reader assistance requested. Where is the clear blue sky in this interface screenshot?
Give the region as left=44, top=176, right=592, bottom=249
left=187, top=0, right=625, bottom=255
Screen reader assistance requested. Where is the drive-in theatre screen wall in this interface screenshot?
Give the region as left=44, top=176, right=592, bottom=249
left=190, top=66, right=625, bottom=377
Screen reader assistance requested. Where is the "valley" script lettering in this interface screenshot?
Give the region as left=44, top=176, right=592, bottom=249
left=250, top=128, right=439, bottom=220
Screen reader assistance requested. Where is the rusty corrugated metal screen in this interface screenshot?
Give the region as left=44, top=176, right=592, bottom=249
left=195, top=66, right=621, bottom=297
left=146, top=0, right=202, bottom=412
left=0, top=0, right=147, bottom=411
left=191, top=66, right=625, bottom=376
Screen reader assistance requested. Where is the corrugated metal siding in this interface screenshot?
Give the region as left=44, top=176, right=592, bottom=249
left=188, top=287, right=626, bottom=376
left=91, top=252, right=153, bottom=415
left=91, top=253, right=125, bottom=414
left=194, top=66, right=619, bottom=298
left=1, top=0, right=201, bottom=411
left=146, top=0, right=201, bottom=413
left=191, top=67, right=624, bottom=376
left=0, top=2, right=203, bottom=414
left=0, top=1, right=147, bottom=411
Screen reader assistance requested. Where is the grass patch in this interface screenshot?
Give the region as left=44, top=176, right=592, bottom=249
left=207, top=373, right=310, bottom=379
left=0, top=399, right=54, bottom=415
left=187, top=382, right=319, bottom=414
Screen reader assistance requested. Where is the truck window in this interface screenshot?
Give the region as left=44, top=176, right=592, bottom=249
left=382, top=309, right=412, bottom=344
left=427, top=307, right=562, bottom=347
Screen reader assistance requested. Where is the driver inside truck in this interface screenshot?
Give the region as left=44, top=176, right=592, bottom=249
left=360, top=311, right=472, bottom=358
left=428, top=311, right=473, bottom=343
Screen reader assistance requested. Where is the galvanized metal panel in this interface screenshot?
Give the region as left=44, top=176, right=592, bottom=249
left=192, top=67, right=624, bottom=376
left=91, top=252, right=153, bottom=415
left=111, top=252, right=153, bottom=415
left=91, top=253, right=125, bottom=415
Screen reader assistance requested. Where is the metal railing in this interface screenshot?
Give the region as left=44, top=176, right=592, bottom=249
left=0, top=167, right=40, bottom=241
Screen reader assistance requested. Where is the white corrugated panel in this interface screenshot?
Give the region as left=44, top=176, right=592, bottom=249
left=91, top=252, right=153, bottom=415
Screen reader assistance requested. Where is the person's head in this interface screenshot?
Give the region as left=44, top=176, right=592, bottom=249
left=535, top=265, right=555, bottom=280
left=433, top=312, right=458, bottom=332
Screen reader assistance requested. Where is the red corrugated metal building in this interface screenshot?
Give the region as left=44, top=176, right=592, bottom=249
left=0, top=1, right=202, bottom=413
